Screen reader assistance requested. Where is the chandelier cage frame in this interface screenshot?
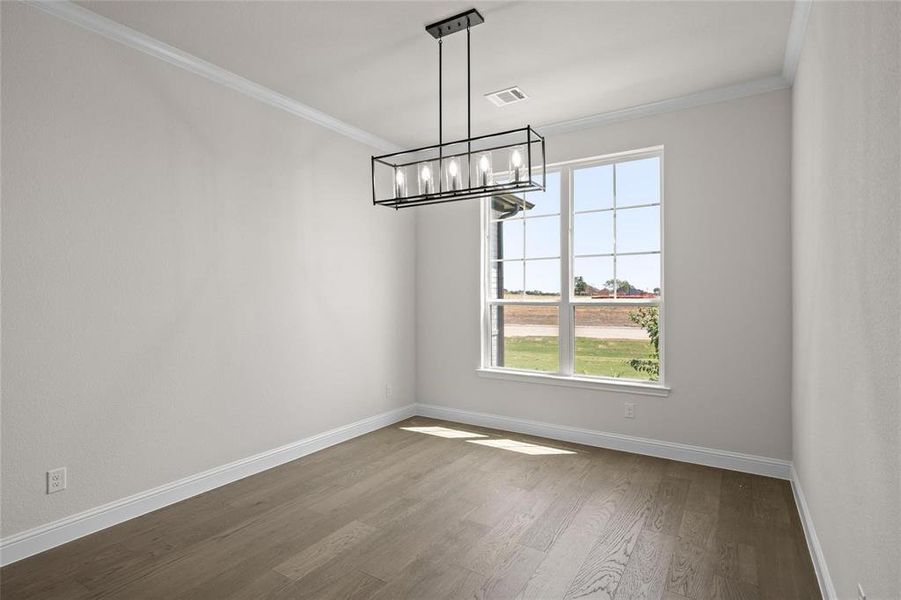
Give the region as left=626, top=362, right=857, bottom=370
left=371, top=9, right=547, bottom=209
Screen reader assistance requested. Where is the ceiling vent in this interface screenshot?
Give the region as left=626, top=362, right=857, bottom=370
left=485, top=86, right=528, bottom=107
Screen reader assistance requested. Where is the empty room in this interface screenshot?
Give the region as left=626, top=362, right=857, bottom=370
left=1, top=1, right=898, bottom=599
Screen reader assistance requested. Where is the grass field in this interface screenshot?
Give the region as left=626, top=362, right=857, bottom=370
left=502, top=336, right=657, bottom=380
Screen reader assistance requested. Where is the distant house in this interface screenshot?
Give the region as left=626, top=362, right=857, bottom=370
left=601, top=289, right=658, bottom=299
left=577, top=282, right=658, bottom=299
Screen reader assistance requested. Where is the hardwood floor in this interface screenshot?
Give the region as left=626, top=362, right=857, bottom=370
left=0, top=417, right=820, bottom=599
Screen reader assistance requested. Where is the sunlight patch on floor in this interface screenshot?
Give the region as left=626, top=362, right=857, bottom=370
left=467, top=438, right=576, bottom=455
left=400, top=426, right=488, bottom=438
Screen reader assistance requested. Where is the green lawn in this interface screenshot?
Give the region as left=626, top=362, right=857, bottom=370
left=502, top=336, right=657, bottom=380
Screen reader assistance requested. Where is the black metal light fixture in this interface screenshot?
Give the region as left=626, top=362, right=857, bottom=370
left=371, top=9, right=546, bottom=209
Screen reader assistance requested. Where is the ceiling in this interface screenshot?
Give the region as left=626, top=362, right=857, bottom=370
left=79, top=1, right=794, bottom=148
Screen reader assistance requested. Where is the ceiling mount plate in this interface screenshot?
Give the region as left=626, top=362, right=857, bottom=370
left=425, top=9, right=484, bottom=39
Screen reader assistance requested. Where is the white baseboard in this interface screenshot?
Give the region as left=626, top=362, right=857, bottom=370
left=790, top=466, right=836, bottom=600
left=415, top=403, right=792, bottom=480
left=0, top=401, right=800, bottom=568
left=0, top=404, right=416, bottom=566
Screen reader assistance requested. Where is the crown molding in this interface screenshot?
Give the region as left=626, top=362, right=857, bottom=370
left=783, top=0, right=812, bottom=84
left=537, top=75, right=790, bottom=137
left=537, top=0, right=808, bottom=137
left=26, top=0, right=806, bottom=154
left=24, top=0, right=401, bottom=153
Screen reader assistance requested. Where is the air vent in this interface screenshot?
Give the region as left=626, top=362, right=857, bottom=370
left=485, top=86, right=528, bottom=107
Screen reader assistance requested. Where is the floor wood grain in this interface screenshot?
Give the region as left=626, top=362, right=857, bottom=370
left=0, top=417, right=820, bottom=600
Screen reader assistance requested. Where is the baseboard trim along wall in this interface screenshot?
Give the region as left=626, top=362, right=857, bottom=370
left=415, top=403, right=793, bottom=480
left=0, top=404, right=416, bottom=566
left=790, top=466, right=836, bottom=600
left=1, top=401, right=802, bottom=567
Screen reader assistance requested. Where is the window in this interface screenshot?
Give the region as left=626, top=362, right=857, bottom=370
left=481, top=147, right=665, bottom=391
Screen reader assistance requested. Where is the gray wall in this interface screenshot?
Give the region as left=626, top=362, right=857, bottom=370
left=791, top=3, right=901, bottom=598
left=0, top=3, right=416, bottom=537
left=416, top=90, right=793, bottom=460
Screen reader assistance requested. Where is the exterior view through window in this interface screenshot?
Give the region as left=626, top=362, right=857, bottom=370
left=483, top=148, right=663, bottom=384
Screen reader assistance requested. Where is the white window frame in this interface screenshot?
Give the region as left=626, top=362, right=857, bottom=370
left=478, top=146, right=669, bottom=396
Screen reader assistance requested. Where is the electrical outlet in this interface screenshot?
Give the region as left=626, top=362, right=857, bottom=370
left=624, top=402, right=635, bottom=419
left=47, top=467, right=66, bottom=494
left=857, top=583, right=866, bottom=600
left=385, top=384, right=392, bottom=399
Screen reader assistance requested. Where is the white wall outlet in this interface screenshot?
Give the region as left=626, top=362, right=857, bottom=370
left=624, top=402, right=635, bottom=419
left=47, top=467, right=66, bottom=494
left=857, top=583, right=866, bottom=600
left=385, top=384, right=392, bottom=399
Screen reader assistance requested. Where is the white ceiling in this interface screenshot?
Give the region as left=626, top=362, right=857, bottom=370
left=79, top=1, right=794, bottom=148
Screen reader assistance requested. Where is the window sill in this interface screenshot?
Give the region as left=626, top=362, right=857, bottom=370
left=476, top=368, right=671, bottom=397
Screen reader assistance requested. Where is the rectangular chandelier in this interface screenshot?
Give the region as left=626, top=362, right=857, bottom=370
left=371, top=9, right=547, bottom=210
left=372, top=126, right=545, bottom=209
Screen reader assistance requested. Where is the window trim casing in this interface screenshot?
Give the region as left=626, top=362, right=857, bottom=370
left=479, top=145, right=669, bottom=395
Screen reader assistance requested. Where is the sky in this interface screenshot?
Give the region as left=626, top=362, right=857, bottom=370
left=495, top=156, right=661, bottom=295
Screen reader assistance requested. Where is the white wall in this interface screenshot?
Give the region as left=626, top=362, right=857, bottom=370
left=791, top=3, right=901, bottom=598
left=0, top=3, right=415, bottom=537
left=416, top=90, right=793, bottom=460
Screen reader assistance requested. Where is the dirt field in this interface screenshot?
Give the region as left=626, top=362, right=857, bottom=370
left=503, top=324, right=650, bottom=340
left=496, top=302, right=643, bottom=327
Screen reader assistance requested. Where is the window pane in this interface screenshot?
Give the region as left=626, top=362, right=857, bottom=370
left=573, top=211, right=614, bottom=256
left=490, top=260, right=524, bottom=299
left=574, top=164, right=613, bottom=212
left=491, top=305, right=559, bottom=372
left=573, top=257, right=614, bottom=298
left=573, top=305, right=659, bottom=381
left=615, top=157, right=660, bottom=207
left=525, top=216, right=559, bottom=258
left=525, top=259, right=560, bottom=298
left=616, top=205, right=660, bottom=253
left=523, top=171, right=561, bottom=216
left=616, top=253, right=660, bottom=297
left=494, top=218, right=523, bottom=260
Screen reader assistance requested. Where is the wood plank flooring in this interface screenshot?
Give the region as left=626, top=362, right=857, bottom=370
left=0, top=417, right=820, bottom=599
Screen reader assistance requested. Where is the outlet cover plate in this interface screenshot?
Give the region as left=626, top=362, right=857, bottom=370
left=47, top=467, right=66, bottom=494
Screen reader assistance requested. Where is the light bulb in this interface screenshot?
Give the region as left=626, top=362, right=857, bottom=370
left=510, top=149, right=525, bottom=182
left=478, top=154, right=492, bottom=187
left=446, top=159, right=460, bottom=191
left=421, top=165, right=431, bottom=181
left=394, top=169, right=406, bottom=198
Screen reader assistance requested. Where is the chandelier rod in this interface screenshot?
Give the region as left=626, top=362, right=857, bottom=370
left=467, top=25, right=471, bottom=141
left=438, top=37, right=443, bottom=192
left=467, top=24, right=472, bottom=187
